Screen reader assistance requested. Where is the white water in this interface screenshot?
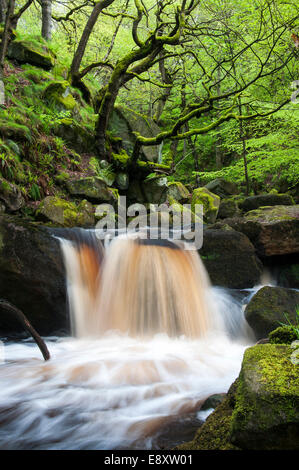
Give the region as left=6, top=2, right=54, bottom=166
left=0, top=234, right=260, bottom=450
left=0, top=288, right=254, bottom=450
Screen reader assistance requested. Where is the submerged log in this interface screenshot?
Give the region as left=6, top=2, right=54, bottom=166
left=0, top=299, right=50, bottom=361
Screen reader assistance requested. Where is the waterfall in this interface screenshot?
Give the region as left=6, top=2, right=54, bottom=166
left=60, top=233, right=213, bottom=339
left=0, top=230, right=253, bottom=450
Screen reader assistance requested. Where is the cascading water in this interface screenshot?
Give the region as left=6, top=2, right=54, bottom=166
left=0, top=230, right=256, bottom=450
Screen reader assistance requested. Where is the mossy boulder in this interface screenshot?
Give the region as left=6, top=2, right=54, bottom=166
left=230, top=344, right=299, bottom=449
left=0, top=176, right=24, bottom=212
left=239, top=193, right=295, bottom=212
left=217, top=198, right=240, bottom=219
left=66, top=177, right=118, bottom=204
left=191, top=187, right=220, bottom=224
left=204, top=178, right=239, bottom=198
left=244, top=286, right=299, bottom=340
left=167, top=182, right=190, bottom=203
left=36, top=196, right=95, bottom=228
left=200, top=228, right=263, bottom=288
left=42, top=80, right=77, bottom=111
left=269, top=326, right=298, bottom=345
left=7, top=39, right=55, bottom=70
left=0, top=215, right=67, bottom=335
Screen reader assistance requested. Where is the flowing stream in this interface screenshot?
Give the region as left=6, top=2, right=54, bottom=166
left=0, top=231, right=261, bottom=450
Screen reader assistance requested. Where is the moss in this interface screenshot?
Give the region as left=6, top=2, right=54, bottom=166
left=111, top=149, right=131, bottom=169
left=269, top=326, right=298, bottom=344
left=7, top=39, right=56, bottom=70
left=230, top=344, right=299, bottom=449
left=191, top=187, right=220, bottom=224
left=0, top=121, right=31, bottom=142
left=42, top=81, right=77, bottom=111
left=178, top=381, right=240, bottom=450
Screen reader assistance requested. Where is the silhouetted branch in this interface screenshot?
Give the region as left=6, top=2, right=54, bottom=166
left=0, top=299, right=50, bottom=361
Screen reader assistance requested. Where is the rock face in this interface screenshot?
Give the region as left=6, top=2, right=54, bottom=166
left=7, top=39, right=55, bottom=70
left=244, top=286, right=299, bottom=339
left=108, top=105, right=162, bottom=163
left=66, top=177, right=118, bottom=204
left=200, top=228, right=263, bottom=288
left=223, top=205, right=299, bottom=257
left=192, top=187, right=220, bottom=224
left=230, top=344, right=299, bottom=450
left=0, top=215, right=67, bottom=335
left=36, top=196, right=95, bottom=228
left=239, top=193, right=294, bottom=212
left=0, top=176, right=25, bottom=212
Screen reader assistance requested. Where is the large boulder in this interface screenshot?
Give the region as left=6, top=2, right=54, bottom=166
left=217, top=198, right=240, bottom=219
left=7, top=39, right=55, bottom=70
left=66, top=177, right=118, bottom=204
left=179, top=344, right=299, bottom=450
left=230, top=344, right=299, bottom=449
left=36, top=196, right=95, bottom=228
left=204, top=178, right=238, bottom=198
left=167, top=181, right=190, bottom=203
left=0, top=176, right=24, bottom=212
left=108, top=105, right=162, bottom=163
left=277, top=263, right=299, bottom=289
left=239, top=193, right=294, bottom=212
left=244, top=286, right=299, bottom=339
left=192, top=187, right=220, bottom=224
left=200, top=228, right=263, bottom=288
left=223, top=205, right=299, bottom=257
left=0, top=215, right=67, bottom=335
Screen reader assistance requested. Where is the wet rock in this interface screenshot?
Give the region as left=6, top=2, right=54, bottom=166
left=201, top=393, right=227, bottom=411
left=230, top=344, right=299, bottom=449
left=244, top=286, right=299, bottom=339
left=0, top=215, right=67, bottom=335
left=277, top=263, right=299, bottom=289
left=200, top=228, right=263, bottom=288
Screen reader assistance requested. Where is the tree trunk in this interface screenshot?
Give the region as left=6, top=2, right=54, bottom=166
left=0, top=0, right=7, bottom=23
left=41, top=0, right=52, bottom=41
left=0, top=0, right=14, bottom=104
left=70, top=0, right=115, bottom=81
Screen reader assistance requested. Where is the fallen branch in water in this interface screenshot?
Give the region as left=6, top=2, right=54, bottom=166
left=0, top=299, right=50, bottom=361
